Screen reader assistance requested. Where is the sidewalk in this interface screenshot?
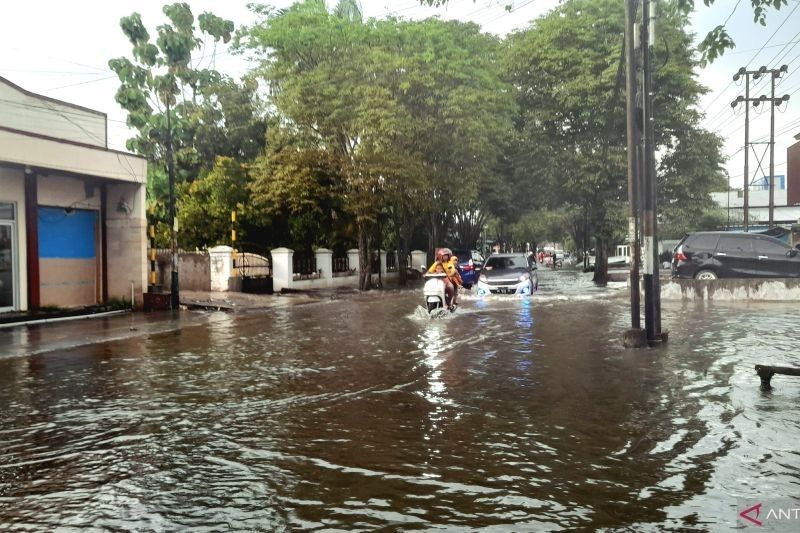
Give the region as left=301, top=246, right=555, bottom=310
left=180, top=288, right=362, bottom=311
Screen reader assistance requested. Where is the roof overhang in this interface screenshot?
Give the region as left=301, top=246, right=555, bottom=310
left=0, top=125, right=146, bottom=184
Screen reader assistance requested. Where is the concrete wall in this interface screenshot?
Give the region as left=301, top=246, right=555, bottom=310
left=156, top=251, right=211, bottom=292
left=0, top=77, right=107, bottom=148
left=0, top=166, right=27, bottom=311
left=106, top=181, right=147, bottom=306
left=661, top=278, right=800, bottom=301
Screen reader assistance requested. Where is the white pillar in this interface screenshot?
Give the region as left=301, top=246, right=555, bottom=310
left=347, top=248, right=360, bottom=273
left=315, top=248, right=333, bottom=280
left=209, top=245, right=233, bottom=291
left=378, top=249, right=388, bottom=275
left=271, top=247, right=294, bottom=292
left=410, top=250, right=427, bottom=273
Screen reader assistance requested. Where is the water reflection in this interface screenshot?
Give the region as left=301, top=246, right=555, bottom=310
left=0, top=271, right=798, bottom=530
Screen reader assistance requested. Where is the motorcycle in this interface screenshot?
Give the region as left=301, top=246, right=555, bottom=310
left=423, top=272, right=455, bottom=314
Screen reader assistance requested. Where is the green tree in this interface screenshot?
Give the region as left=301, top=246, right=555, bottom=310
left=503, top=0, right=723, bottom=283
left=239, top=1, right=515, bottom=288
left=110, top=4, right=269, bottom=246
left=657, top=128, right=727, bottom=239
left=178, top=156, right=262, bottom=249
left=423, top=0, right=789, bottom=65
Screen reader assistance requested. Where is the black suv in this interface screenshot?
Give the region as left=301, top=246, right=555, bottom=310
left=672, top=231, right=800, bottom=279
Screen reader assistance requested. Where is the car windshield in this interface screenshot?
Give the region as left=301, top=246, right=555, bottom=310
left=485, top=255, right=528, bottom=269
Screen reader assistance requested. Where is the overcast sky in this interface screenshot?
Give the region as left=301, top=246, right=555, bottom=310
left=1, top=0, right=798, bottom=191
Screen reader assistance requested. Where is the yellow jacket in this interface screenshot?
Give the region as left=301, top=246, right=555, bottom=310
left=428, top=257, right=463, bottom=286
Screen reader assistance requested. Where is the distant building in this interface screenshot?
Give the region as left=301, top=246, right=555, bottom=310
left=0, top=76, right=147, bottom=313
left=790, top=132, right=800, bottom=206
left=711, top=133, right=800, bottom=229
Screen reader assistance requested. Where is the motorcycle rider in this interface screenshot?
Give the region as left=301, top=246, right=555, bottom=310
left=427, top=248, right=462, bottom=310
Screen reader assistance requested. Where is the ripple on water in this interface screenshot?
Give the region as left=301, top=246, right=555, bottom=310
left=0, top=282, right=799, bottom=530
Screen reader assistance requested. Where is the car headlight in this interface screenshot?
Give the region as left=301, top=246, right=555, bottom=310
left=479, top=274, right=487, bottom=282
left=519, top=273, right=530, bottom=282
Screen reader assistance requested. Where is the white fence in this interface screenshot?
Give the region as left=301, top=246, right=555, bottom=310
left=200, top=246, right=427, bottom=293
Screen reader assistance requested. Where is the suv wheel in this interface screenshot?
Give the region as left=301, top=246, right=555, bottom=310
left=694, top=269, right=717, bottom=280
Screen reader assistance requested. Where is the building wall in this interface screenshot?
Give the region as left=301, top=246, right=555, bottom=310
left=36, top=175, right=102, bottom=308
left=789, top=139, right=800, bottom=206
left=0, top=78, right=106, bottom=148
left=105, top=182, right=147, bottom=307
left=0, top=128, right=145, bottom=184
left=0, top=165, right=28, bottom=311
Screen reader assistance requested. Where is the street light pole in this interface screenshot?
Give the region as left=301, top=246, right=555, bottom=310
left=166, top=99, right=180, bottom=310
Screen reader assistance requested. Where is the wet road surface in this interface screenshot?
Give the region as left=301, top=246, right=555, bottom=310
left=1, top=270, right=799, bottom=531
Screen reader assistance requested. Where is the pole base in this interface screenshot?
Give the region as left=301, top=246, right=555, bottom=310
left=622, top=328, right=648, bottom=348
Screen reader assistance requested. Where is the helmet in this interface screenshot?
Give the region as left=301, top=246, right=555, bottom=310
left=436, top=248, right=453, bottom=262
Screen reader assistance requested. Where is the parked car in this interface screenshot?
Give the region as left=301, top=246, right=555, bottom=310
left=476, top=252, right=538, bottom=295
left=672, top=231, right=800, bottom=279
left=451, top=249, right=484, bottom=289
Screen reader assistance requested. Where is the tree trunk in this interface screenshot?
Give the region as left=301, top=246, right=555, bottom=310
left=396, top=214, right=414, bottom=287
left=358, top=223, right=372, bottom=290
left=592, top=234, right=609, bottom=285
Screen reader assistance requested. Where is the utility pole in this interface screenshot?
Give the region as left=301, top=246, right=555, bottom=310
left=640, top=0, right=662, bottom=344
left=167, top=99, right=180, bottom=310
left=731, top=65, right=790, bottom=230
left=769, top=65, right=789, bottom=228
left=622, top=0, right=645, bottom=348
left=732, top=68, right=753, bottom=231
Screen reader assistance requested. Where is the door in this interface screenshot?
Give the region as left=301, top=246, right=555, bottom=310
left=714, top=235, right=756, bottom=277
left=754, top=236, right=800, bottom=277
left=0, top=203, right=17, bottom=312
left=38, top=207, right=97, bottom=308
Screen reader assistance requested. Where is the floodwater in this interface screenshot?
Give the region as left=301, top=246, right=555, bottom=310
left=1, top=270, right=798, bottom=531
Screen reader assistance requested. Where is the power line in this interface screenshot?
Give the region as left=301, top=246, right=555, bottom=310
left=702, top=2, right=800, bottom=117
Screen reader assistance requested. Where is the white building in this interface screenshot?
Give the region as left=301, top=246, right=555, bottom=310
left=0, top=75, right=147, bottom=313
left=710, top=187, right=800, bottom=229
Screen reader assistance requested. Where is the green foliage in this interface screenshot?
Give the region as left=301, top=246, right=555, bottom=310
left=237, top=1, right=516, bottom=284
left=503, top=0, right=723, bottom=255
left=109, top=3, right=266, bottom=245
left=178, top=157, right=263, bottom=249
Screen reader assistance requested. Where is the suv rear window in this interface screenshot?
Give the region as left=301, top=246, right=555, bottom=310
left=686, top=233, right=720, bottom=250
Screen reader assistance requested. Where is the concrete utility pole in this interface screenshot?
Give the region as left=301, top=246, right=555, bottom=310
left=731, top=65, right=790, bottom=230
left=731, top=67, right=754, bottom=231
left=641, top=0, right=662, bottom=344
left=622, top=0, right=645, bottom=348
left=769, top=65, right=790, bottom=227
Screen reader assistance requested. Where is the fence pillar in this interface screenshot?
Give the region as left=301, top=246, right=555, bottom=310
left=377, top=249, right=388, bottom=276
left=315, top=248, right=333, bottom=280
left=271, top=247, right=294, bottom=293
left=209, top=245, right=233, bottom=291
left=410, top=250, right=427, bottom=272
left=347, top=249, right=360, bottom=273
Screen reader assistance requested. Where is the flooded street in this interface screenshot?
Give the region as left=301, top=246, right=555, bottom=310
left=1, top=270, right=799, bottom=531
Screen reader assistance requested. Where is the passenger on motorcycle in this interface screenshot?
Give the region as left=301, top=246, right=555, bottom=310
left=427, top=248, right=462, bottom=309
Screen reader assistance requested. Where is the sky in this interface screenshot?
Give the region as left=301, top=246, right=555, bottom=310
left=1, top=0, right=799, bottom=192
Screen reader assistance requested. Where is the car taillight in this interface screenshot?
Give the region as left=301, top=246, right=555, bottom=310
left=674, top=245, right=687, bottom=262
